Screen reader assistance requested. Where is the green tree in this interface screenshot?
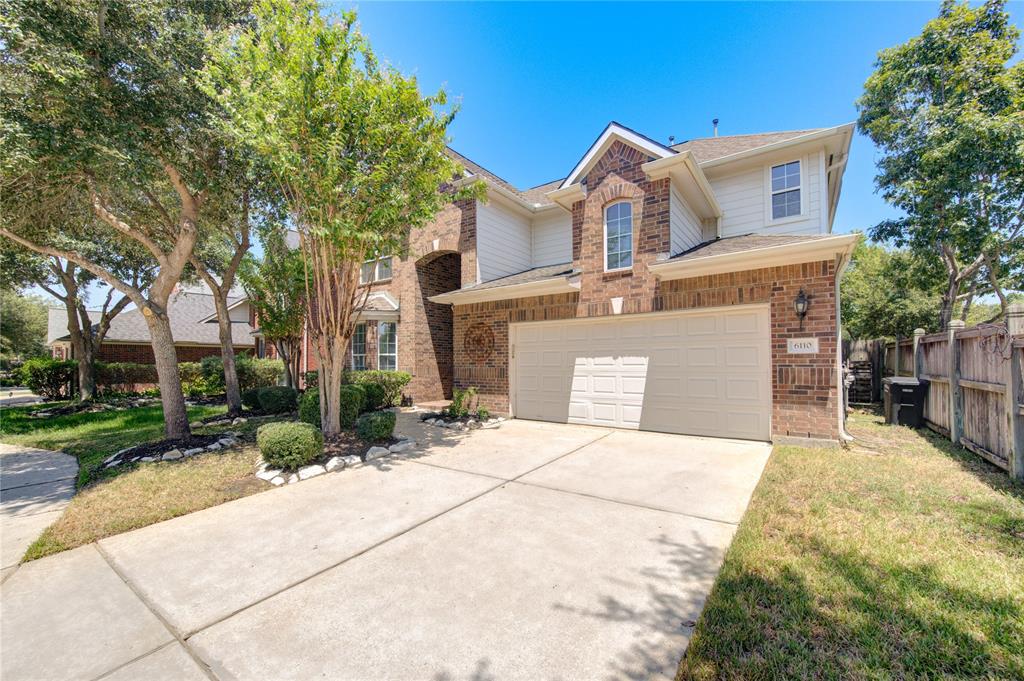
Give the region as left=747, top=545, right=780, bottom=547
left=857, top=0, right=1024, bottom=330
left=0, top=289, right=48, bottom=361
left=841, top=237, right=940, bottom=340
left=239, top=226, right=305, bottom=389
left=0, top=0, right=250, bottom=439
left=203, top=0, right=483, bottom=435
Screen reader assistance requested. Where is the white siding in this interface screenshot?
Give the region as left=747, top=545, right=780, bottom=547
left=669, top=183, right=702, bottom=254
left=710, top=152, right=824, bottom=238
left=476, top=199, right=532, bottom=282
left=531, top=212, right=572, bottom=267
left=228, top=301, right=250, bottom=323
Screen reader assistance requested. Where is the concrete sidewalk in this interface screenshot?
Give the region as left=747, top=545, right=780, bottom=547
left=0, top=415, right=770, bottom=680
left=0, top=443, right=77, bottom=580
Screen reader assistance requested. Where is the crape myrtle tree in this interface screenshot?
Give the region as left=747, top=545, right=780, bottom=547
left=239, top=226, right=306, bottom=389
left=203, top=0, right=484, bottom=436
left=857, top=0, right=1024, bottom=330
left=0, top=0, right=251, bottom=439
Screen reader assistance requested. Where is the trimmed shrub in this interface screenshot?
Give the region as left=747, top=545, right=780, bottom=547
left=339, top=384, right=363, bottom=428
left=258, top=385, right=298, bottom=414
left=95, top=362, right=159, bottom=392
left=257, top=421, right=323, bottom=470
left=362, top=382, right=386, bottom=412
left=200, top=355, right=226, bottom=389
left=241, top=387, right=262, bottom=411
left=298, top=390, right=320, bottom=429
left=345, top=370, right=411, bottom=407
left=243, top=358, right=284, bottom=391
left=304, top=371, right=318, bottom=389
left=356, top=410, right=396, bottom=441
left=21, top=358, right=76, bottom=399
left=178, top=362, right=203, bottom=384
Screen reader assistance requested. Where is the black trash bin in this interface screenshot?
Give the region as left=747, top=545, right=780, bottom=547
left=882, top=376, right=930, bottom=428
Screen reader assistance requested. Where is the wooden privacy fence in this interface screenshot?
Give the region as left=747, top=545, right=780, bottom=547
left=894, top=303, right=1024, bottom=479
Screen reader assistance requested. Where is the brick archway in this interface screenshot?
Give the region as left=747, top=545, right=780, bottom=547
left=412, top=251, right=461, bottom=400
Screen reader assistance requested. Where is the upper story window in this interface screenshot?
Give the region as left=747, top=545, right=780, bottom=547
left=604, top=202, right=633, bottom=271
left=360, top=251, right=393, bottom=285
left=770, top=161, right=802, bottom=220
left=351, top=323, right=367, bottom=370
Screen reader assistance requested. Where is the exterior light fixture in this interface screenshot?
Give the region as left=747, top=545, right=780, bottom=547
left=794, top=289, right=810, bottom=330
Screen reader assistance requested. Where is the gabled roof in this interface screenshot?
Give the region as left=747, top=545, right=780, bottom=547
left=48, top=288, right=255, bottom=347
left=559, top=122, right=676, bottom=189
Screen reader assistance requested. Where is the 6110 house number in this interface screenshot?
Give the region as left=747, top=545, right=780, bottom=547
left=787, top=338, right=819, bottom=354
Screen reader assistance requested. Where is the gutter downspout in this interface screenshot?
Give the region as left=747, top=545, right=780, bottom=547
left=835, top=250, right=854, bottom=442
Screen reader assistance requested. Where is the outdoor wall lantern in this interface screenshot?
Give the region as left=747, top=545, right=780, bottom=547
left=794, top=289, right=810, bottom=330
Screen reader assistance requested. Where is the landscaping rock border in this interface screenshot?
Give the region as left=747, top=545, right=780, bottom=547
left=254, top=435, right=417, bottom=486
left=419, top=412, right=505, bottom=431
left=101, top=432, right=242, bottom=469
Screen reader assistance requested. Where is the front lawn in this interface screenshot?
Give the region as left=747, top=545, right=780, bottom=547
left=23, top=444, right=267, bottom=561
left=677, top=408, right=1024, bottom=679
left=0, top=402, right=226, bottom=486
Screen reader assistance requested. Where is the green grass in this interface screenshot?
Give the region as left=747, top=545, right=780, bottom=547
left=677, top=408, right=1024, bottom=680
left=0, top=402, right=226, bottom=487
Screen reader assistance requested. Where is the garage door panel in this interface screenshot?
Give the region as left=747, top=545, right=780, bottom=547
left=513, top=307, right=770, bottom=440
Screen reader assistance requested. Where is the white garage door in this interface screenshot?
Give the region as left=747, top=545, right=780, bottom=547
left=511, top=306, right=771, bottom=440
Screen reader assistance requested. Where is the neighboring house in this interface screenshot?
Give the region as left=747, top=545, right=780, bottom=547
left=48, top=286, right=256, bottom=363
left=292, top=121, right=857, bottom=444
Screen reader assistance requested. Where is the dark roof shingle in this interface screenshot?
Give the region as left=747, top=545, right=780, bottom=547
left=458, top=263, right=575, bottom=292
left=672, top=130, right=823, bottom=164
left=667, top=233, right=833, bottom=262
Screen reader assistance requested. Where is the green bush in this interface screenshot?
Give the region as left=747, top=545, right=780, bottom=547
left=339, top=384, right=363, bottom=428
left=362, top=382, right=386, bottom=412
left=304, top=371, right=318, bottom=389
left=21, top=358, right=76, bottom=399
left=345, top=370, right=411, bottom=407
left=298, top=390, right=320, bottom=428
left=258, top=385, right=298, bottom=413
left=241, top=387, right=262, bottom=411
left=356, top=410, right=396, bottom=441
left=95, top=362, right=159, bottom=392
left=243, top=358, right=284, bottom=391
left=200, top=355, right=226, bottom=389
left=445, top=386, right=478, bottom=418
left=476, top=407, right=490, bottom=421
left=257, top=421, right=323, bottom=470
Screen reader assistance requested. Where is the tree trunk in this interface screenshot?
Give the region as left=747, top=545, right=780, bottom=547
left=274, top=339, right=293, bottom=389
left=77, top=341, right=98, bottom=401
left=315, top=331, right=345, bottom=436
left=143, top=309, right=190, bottom=441
left=212, top=293, right=242, bottom=415
left=59, top=296, right=97, bottom=401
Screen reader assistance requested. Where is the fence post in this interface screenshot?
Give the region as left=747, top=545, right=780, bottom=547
left=1006, top=303, right=1024, bottom=480
left=948, top=320, right=965, bottom=445
left=913, top=328, right=925, bottom=379
left=894, top=335, right=901, bottom=377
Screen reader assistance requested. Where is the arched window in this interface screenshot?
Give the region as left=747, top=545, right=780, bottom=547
left=604, top=202, right=633, bottom=271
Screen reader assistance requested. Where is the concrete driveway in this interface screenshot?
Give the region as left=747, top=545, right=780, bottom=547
left=0, top=413, right=771, bottom=681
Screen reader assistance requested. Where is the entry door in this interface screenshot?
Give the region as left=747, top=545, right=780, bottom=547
left=511, top=306, right=771, bottom=440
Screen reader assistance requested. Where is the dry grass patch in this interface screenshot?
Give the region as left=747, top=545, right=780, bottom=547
left=678, top=408, right=1024, bottom=680
left=24, top=445, right=268, bottom=561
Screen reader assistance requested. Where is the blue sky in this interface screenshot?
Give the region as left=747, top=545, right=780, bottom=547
left=339, top=0, right=1022, bottom=236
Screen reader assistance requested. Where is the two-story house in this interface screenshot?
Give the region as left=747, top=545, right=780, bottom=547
left=296, top=121, right=856, bottom=445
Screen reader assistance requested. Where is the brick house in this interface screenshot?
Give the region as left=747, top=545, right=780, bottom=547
left=48, top=286, right=256, bottom=363
left=290, top=122, right=856, bottom=445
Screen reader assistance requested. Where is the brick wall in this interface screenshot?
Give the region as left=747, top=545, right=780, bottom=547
left=97, top=343, right=247, bottom=364
left=452, top=262, right=838, bottom=441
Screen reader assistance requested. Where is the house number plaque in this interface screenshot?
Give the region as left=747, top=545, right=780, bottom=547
left=787, top=338, right=819, bottom=354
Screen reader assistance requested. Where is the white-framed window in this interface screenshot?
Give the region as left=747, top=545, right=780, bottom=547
left=359, top=254, right=394, bottom=285
left=604, top=201, right=633, bottom=271
left=351, top=323, right=367, bottom=370
left=377, top=321, right=397, bottom=370
left=770, top=160, right=802, bottom=220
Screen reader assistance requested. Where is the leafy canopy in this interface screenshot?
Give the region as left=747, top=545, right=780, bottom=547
left=841, top=237, right=940, bottom=340
left=856, top=0, right=1024, bottom=326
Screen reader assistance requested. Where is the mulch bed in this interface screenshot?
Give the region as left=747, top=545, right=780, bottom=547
left=321, top=431, right=399, bottom=461
left=30, top=397, right=161, bottom=418
left=116, top=434, right=226, bottom=461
